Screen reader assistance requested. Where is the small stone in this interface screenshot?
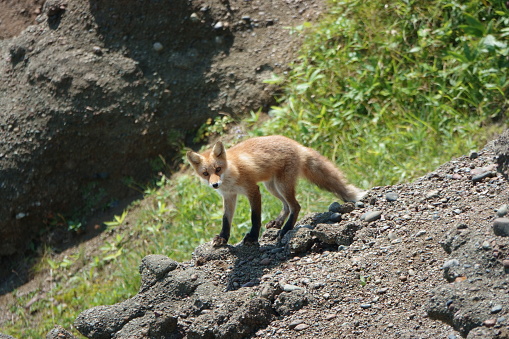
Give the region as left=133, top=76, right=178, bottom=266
left=325, top=314, right=337, bottom=320
left=355, top=201, right=365, bottom=208
left=329, top=213, right=341, bottom=222
left=283, top=284, right=303, bottom=292
left=496, top=204, right=508, bottom=217
left=399, top=275, right=407, bottom=282
left=213, top=21, right=224, bottom=29
left=451, top=173, right=462, bottom=180
left=491, top=305, right=503, bottom=314
left=362, top=211, right=382, bottom=222
left=153, top=42, right=163, bottom=52
left=241, top=281, right=255, bottom=288
left=288, top=319, right=303, bottom=329
left=386, top=192, right=398, bottom=202
left=329, top=202, right=341, bottom=213
left=469, top=151, right=479, bottom=159
left=360, top=303, right=372, bottom=309
left=493, top=218, right=509, bottom=237
left=189, top=13, right=200, bottom=22
left=92, top=46, right=102, bottom=55
left=294, top=323, right=309, bottom=331
left=483, top=318, right=497, bottom=327
left=260, top=258, right=271, bottom=265
left=502, top=259, right=509, bottom=269
left=388, top=231, right=397, bottom=241
left=414, top=230, right=427, bottom=237
left=472, top=171, right=494, bottom=183
left=426, top=190, right=439, bottom=199
left=443, top=259, right=459, bottom=269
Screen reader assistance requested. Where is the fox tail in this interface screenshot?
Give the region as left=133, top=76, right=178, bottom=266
left=300, top=147, right=366, bottom=202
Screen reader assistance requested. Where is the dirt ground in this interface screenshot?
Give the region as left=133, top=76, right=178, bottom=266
left=0, top=0, right=43, bottom=40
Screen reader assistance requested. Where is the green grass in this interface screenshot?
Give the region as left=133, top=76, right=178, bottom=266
left=4, top=0, right=508, bottom=337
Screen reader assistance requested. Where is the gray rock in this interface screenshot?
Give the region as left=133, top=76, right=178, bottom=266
left=490, top=304, right=503, bottom=314
left=46, top=325, right=77, bottom=339
left=496, top=204, right=508, bottom=217
left=361, top=211, right=382, bottom=222
left=273, top=290, right=309, bottom=316
left=312, top=222, right=360, bottom=246
left=139, top=255, right=178, bottom=291
left=74, top=301, right=146, bottom=339
left=284, top=227, right=315, bottom=255
left=472, top=171, right=495, bottom=183
left=329, top=212, right=342, bottom=222
left=386, top=192, right=398, bottom=202
left=493, top=218, right=509, bottom=237
left=328, top=202, right=341, bottom=213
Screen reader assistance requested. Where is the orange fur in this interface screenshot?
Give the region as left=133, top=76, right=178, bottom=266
left=187, top=135, right=365, bottom=246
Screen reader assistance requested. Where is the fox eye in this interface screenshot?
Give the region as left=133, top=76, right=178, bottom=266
left=203, top=172, right=209, bottom=177
left=215, top=167, right=221, bottom=173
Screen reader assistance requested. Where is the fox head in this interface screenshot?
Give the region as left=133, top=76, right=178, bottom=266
left=187, top=141, right=227, bottom=190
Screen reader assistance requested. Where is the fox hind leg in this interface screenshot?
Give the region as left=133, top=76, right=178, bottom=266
left=264, top=179, right=289, bottom=229
left=273, top=176, right=301, bottom=238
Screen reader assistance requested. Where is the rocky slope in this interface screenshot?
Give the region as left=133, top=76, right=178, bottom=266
left=42, top=129, right=508, bottom=339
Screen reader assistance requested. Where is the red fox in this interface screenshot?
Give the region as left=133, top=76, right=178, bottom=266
left=187, top=135, right=366, bottom=247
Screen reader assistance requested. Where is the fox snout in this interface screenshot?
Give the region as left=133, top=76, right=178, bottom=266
left=209, top=175, right=222, bottom=189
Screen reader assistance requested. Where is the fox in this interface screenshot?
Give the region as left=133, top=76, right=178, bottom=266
left=186, top=135, right=366, bottom=247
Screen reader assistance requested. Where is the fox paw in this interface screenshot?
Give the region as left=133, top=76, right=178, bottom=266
left=241, top=234, right=259, bottom=246
left=212, top=235, right=228, bottom=247
left=265, top=219, right=283, bottom=229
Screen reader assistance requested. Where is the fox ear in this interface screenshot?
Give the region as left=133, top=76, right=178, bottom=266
left=186, top=151, right=203, bottom=165
left=212, top=141, right=225, bottom=158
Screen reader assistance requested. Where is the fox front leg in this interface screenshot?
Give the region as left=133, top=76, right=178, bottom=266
left=213, top=193, right=237, bottom=247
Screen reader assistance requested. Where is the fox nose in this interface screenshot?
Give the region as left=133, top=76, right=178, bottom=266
left=212, top=183, right=219, bottom=189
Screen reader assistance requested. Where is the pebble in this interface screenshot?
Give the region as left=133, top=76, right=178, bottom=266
left=325, top=314, right=337, bottom=320
left=92, top=46, right=102, bottom=55
left=260, top=258, right=271, bottom=265
left=426, top=190, right=439, bottom=199
left=288, top=319, right=303, bottom=329
left=329, top=213, right=342, bottom=222
left=360, top=303, right=372, bottom=309
left=294, top=323, right=309, bottom=331
left=362, top=211, right=382, bottom=222
left=493, top=218, right=509, bottom=237
left=388, top=231, right=397, bottom=241
left=386, top=192, right=398, bottom=202
left=283, top=284, right=303, bottom=292
left=496, top=204, right=508, bottom=217
left=443, top=259, right=460, bottom=269
left=414, top=230, right=427, bottom=237
left=491, top=305, right=503, bottom=314
left=153, top=42, right=163, bottom=52
left=399, top=275, right=408, bottom=282
left=503, top=259, right=509, bottom=269
left=483, top=318, right=497, bottom=327
left=329, top=202, right=341, bottom=213
left=472, top=171, right=494, bottom=183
